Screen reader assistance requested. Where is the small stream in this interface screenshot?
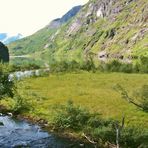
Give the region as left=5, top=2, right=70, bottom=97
left=0, top=116, right=93, bottom=148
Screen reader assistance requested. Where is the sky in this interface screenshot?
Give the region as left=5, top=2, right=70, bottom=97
left=0, top=0, right=88, bottom=37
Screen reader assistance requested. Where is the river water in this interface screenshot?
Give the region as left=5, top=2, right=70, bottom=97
left=0, top=116, right=93, bottom=148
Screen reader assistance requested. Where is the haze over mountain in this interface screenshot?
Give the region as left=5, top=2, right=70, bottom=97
left=9, top=0, right=148, bottom=63
left=0, top=33, right=22, bottom=44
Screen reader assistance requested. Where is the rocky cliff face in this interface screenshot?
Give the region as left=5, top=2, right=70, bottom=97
left=9, top=0, right=148, bottom=63
left=0, top=42, right=9, bottom=62
left=46, top=0, right=147, bottom=62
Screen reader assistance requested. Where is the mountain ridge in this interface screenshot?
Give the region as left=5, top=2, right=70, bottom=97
left=9, top=0, right=148, bottom=63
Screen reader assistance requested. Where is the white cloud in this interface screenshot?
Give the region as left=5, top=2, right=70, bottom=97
left=0, top=0, right=88, bottom=36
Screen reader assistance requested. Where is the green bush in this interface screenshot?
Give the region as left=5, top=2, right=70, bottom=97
left=99, top=60, right=133, bottom=73
left=50, top=59, right=97, bottom=73
left=80, top=59, right=96, bottom=72
left=120, top=127, right=148, bottom=148
left=11, top=93, right=31, bottom=114
left=53, top=100, right=92, bottom=130
left=138, top=56, right=148, bottom=73
left=0, top=63, right=15, bottom=99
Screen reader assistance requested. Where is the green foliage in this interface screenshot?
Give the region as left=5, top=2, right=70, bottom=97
left=0, top=64, right=15, bottom=99
left=53, top=100, right=116, bottom=144
left=50, top=60, right=79, bottom=73
left=11, top=93, right=31, bottom=114
left=53, top=100, right=148, bottom=147
left=135, top=85, right=148, bottom=112
left=99, top=60, right=133, bottom=73
left=10, top=63, right=41, bottom=72
left=53, top=100, right=93, bottom=130
left=116, top=84, right=148, bottom=112
left=120, top=127, right=148, bottom=148
left=99, top=57, right=148, bottom=73
left=138, top=56, right=148, bottom=73
left=50, top=59, right=97, bottom=73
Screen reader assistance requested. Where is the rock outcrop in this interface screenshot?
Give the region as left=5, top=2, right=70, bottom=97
left=0, top=42, right=9, bottom=62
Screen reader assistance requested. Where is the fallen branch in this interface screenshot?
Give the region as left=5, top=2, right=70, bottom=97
left=82, top=133, right=97, bottom=145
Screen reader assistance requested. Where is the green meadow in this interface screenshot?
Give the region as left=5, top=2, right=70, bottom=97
left=16, top=72, right=148, bottom=128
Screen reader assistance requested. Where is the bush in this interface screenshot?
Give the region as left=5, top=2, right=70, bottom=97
left=120, top=127, right=148, bottom=148
left=53, top=100, right=92, bottom=130
left=50, top=59, right=97, bottom=73
left=0, top=63, right=15, bottom=99
left=80, top=59, right=96, bottom=72
left=138, top=56, right=148, bottom=73
left=11, top=93, right=31, bottom=114
left=99, top=60, right=133, bottom=73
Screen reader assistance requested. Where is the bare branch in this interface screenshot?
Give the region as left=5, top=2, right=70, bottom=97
left=82, top=133, right=97, bottom=145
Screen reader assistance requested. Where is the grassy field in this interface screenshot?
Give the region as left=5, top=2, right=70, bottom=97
left=15, top=71, right=148, bottom=129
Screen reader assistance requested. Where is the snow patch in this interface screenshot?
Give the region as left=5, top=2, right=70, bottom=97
left=97, top=7, right=103, bottom=18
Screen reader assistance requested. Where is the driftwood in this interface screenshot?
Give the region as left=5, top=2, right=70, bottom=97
left=107, top=142, right=118, bottom=148
left=82, top=133, right=97, bottom=145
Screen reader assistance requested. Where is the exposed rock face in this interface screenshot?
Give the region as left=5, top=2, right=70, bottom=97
left=0, top=42, right=9, bottom=62
left=47, top=5, right=81, bottom=29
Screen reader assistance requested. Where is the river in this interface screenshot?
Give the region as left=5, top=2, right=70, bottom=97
left=0, top=116, right=94, bottom=148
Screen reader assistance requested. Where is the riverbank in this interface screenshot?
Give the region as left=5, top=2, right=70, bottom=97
left=15, top=114, right=95, bottom=147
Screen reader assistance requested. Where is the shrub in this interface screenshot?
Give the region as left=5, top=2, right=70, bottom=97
left=11, top=93, right=31, bottom=114
left=120, top=127, right=148, bottom=148
left=53, top=100, right=92, bottom=130
left=0, top=63, right=15, bottom=99
left=99, top=60, right=133, bottom=73
left=138, top=56, right=148, bottom=73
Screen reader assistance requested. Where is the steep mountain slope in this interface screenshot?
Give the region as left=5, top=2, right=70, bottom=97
left=9, top=0, right=148, bottom=63
left=9, top=6, right=81, bottom=56
left=0, top=33, right=22, bottom=44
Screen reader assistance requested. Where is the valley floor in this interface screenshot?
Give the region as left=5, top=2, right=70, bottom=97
left=16, top=71, right=148, bottom=128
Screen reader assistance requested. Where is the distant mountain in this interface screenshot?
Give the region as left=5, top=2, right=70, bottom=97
left=0, top=33, right=23, bottom=44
